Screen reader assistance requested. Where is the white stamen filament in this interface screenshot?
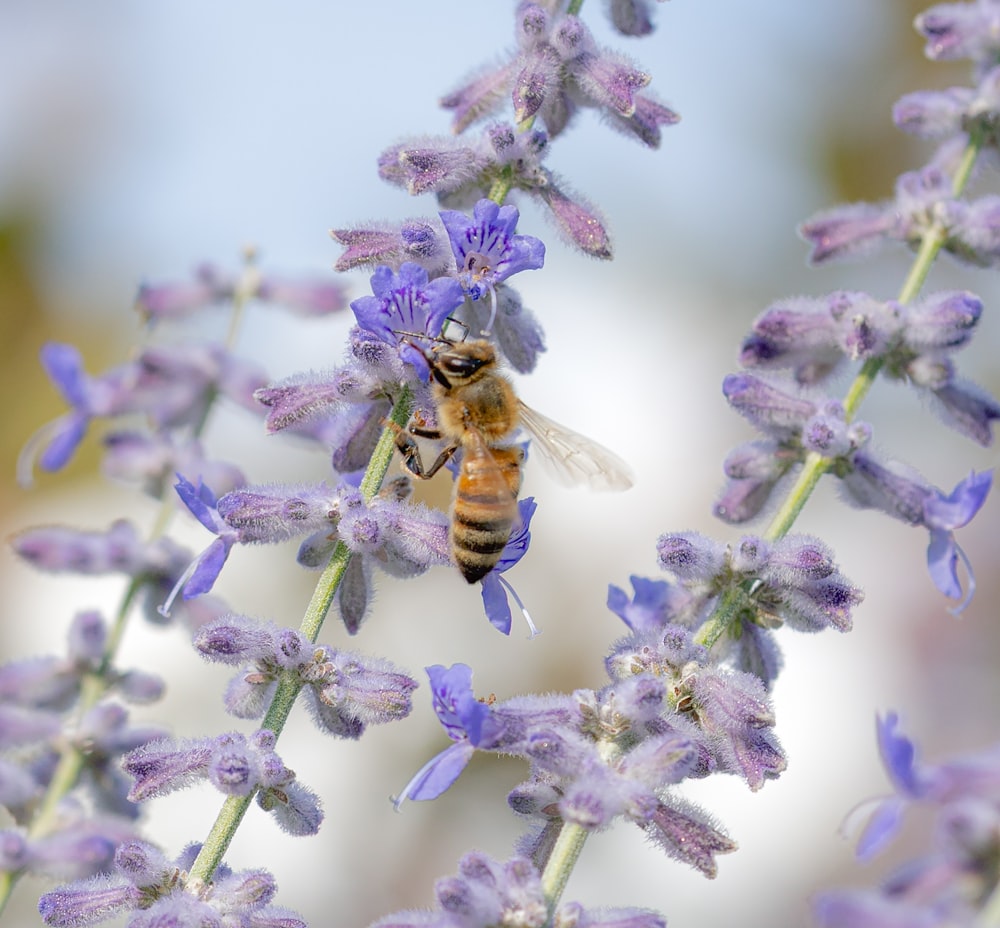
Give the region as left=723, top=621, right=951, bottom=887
left=158, top=556, right=201, bottom=618
left=480, top=282, right=498, bottom=337
left=498, top=573, right=540, bottom=639
left=15, top=418, right=67, bottom=488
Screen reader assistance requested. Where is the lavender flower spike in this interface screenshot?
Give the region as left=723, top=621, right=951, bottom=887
left=439, top=199, right=545, bottom=333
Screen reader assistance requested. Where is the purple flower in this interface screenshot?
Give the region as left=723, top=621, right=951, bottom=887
left=394, top=664, right=503, bottom=805
left=19, top=344, right=139, bottom=484
left=350, top=263, right=465, bottom=380
left=480, top=498, right=537, bottom=635
left=924, top=470, right=992, bottom=611
left=607, top=575, right=692, bottom=635
left=854, top=711, right=1000, bottom=860
left=439, top=201, right=546, bottom=310
left=160, top=476, right=240, bottom=615
left=843, top=457, right=991, bottom=611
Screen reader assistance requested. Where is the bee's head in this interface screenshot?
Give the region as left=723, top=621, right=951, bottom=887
left=391, top=321, right=494, bottom=389
left=427, top=339, right=496, bottom=389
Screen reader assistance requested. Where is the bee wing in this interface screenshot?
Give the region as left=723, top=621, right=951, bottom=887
left=516, top=401, right=634, bottom=491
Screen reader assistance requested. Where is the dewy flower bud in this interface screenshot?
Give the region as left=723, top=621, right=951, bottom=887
left=739, top=294, right=844, bottom=382
left=209, top=734, right=259, bottom=796
left=193, top=614, right=282, bottom=664
left=571, top=46, right=650, bottom=118
left=722, top=373, right=818, bottom=437
left=258, top=779, right=324, bottom=836
left=928, top=378, right=1000, bottom=446
left=892, top=85, right=973, bottom=137
left=217, top=482, right=339, bottom=543
left=608, top=0, right=655, bottom=37
left=113, top=840, right=170, bottom=887
left=254, top=360, right=382, bottom=436
left=609, top=91, right=680, bottom=148
left=312, top=650, right=419, bottom=727
left=901, top=290, right=981, bottom=352
left=722, top=440, right=791, bottom=482
left=535, top=181, right=613, bottom=259
left=684, top=667, right=783, bottom=789
left=656, top=532, right=727, bottom=583
left=916, top=2, right=1000, bottom=65
left=799, top=202, right=897, bottom=264
left=212, top=867, right=278, bottom=910
left=442, top=59, right=521, bottom=132
left=121, top=736, right=215, bottom=801
left=642, top=801, right=737, bottom=878
left=66, top=610, right=106, bottom=664
left=512, top=47, right=562, bottom=123
left=37, top=873, right=144, bottom=927
left=378, top=138, right=489, bottom=196
left=331, top=219, right=452, bottom=274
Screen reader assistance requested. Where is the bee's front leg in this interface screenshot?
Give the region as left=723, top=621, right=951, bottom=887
left=386, top=420, right=457, bottom=480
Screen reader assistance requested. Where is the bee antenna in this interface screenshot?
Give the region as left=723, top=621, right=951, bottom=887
left=390, top=329, right=454, bottom=346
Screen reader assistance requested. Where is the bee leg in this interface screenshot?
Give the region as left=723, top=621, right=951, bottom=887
left=386, top=420, right=457, bottom=480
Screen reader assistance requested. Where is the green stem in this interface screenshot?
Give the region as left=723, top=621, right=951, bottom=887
left=539, top=822, right=589, bottom=911
left=487, top=175, right=513, bottom=206
left=187, top=386, right=413, bottom=884
left=977, top=877, right=1000, bottom=927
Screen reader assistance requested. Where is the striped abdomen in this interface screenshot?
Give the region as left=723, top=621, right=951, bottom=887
left=451, top=438, right=522, bottom=583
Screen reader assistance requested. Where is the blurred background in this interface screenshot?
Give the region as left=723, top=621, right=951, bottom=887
left=2, top=0, right=999, bottom=925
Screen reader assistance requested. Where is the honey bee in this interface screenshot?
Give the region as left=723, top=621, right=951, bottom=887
left=390, top=338, right=633, bottom=583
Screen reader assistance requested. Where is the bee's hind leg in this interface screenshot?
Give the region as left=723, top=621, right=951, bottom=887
left=385, top=419, right=457, bottom=480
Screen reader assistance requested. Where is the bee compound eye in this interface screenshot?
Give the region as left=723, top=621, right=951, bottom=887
left=441, top=354, right=486, bottom=378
